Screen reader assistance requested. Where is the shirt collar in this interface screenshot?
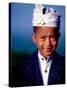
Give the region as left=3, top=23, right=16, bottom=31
left=38, top=50, right=53, bottom=64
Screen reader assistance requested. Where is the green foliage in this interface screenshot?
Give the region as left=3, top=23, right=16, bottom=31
left=10, top=49, right=32, bottom=65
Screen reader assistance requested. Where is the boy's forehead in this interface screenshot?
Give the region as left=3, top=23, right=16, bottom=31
left=34, top=26, right=58, bottom=32
left=34, top=27, right=58, bottom=35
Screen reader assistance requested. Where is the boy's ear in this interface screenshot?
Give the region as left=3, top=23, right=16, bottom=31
left=32, top=32, right=36, bottom=44
left=59, top=32, right=60, bottom=37
left=57, top=32, right=60, bottom=41
left=58, top=32, right=60, bottom=39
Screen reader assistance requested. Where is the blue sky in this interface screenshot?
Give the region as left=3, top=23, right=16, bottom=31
left=10, top=3, right=65, bottom=56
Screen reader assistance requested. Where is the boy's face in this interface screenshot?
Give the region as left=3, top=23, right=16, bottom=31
left=32, top=27, right=60, bottom=59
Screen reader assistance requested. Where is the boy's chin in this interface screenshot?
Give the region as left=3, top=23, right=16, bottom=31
left=42, top=52, right=53, bottom=58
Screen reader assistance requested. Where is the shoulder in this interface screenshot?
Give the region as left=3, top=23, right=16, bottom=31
left=20, top=50, right=38, bottom=67
left=52, top=51, right=65, bottom=69
left=55, top=52, right=65, bottom=63
left=53, top=51, right=65, bottom=61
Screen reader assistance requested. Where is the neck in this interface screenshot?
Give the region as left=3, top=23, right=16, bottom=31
left=38, top=50, right=55, bottom=61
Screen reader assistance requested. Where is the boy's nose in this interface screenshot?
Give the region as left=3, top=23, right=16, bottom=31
left=45, top=37, right=51, bottom=46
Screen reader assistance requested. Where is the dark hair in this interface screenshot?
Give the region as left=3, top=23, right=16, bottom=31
left=33, top=26, right=60, bottom=32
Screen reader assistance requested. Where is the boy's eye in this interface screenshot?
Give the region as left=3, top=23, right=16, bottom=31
left=50, top=36, right=56, bottom=39
left=40, top=36, right=56, bottom=41
left=40, top=36, right=46, bottom=39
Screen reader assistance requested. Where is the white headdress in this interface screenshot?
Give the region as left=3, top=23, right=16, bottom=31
left=32, top=4, right=61, bottom=28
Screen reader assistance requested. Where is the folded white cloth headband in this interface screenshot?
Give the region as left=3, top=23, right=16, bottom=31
left=32, top=4, right=61, bottom=28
